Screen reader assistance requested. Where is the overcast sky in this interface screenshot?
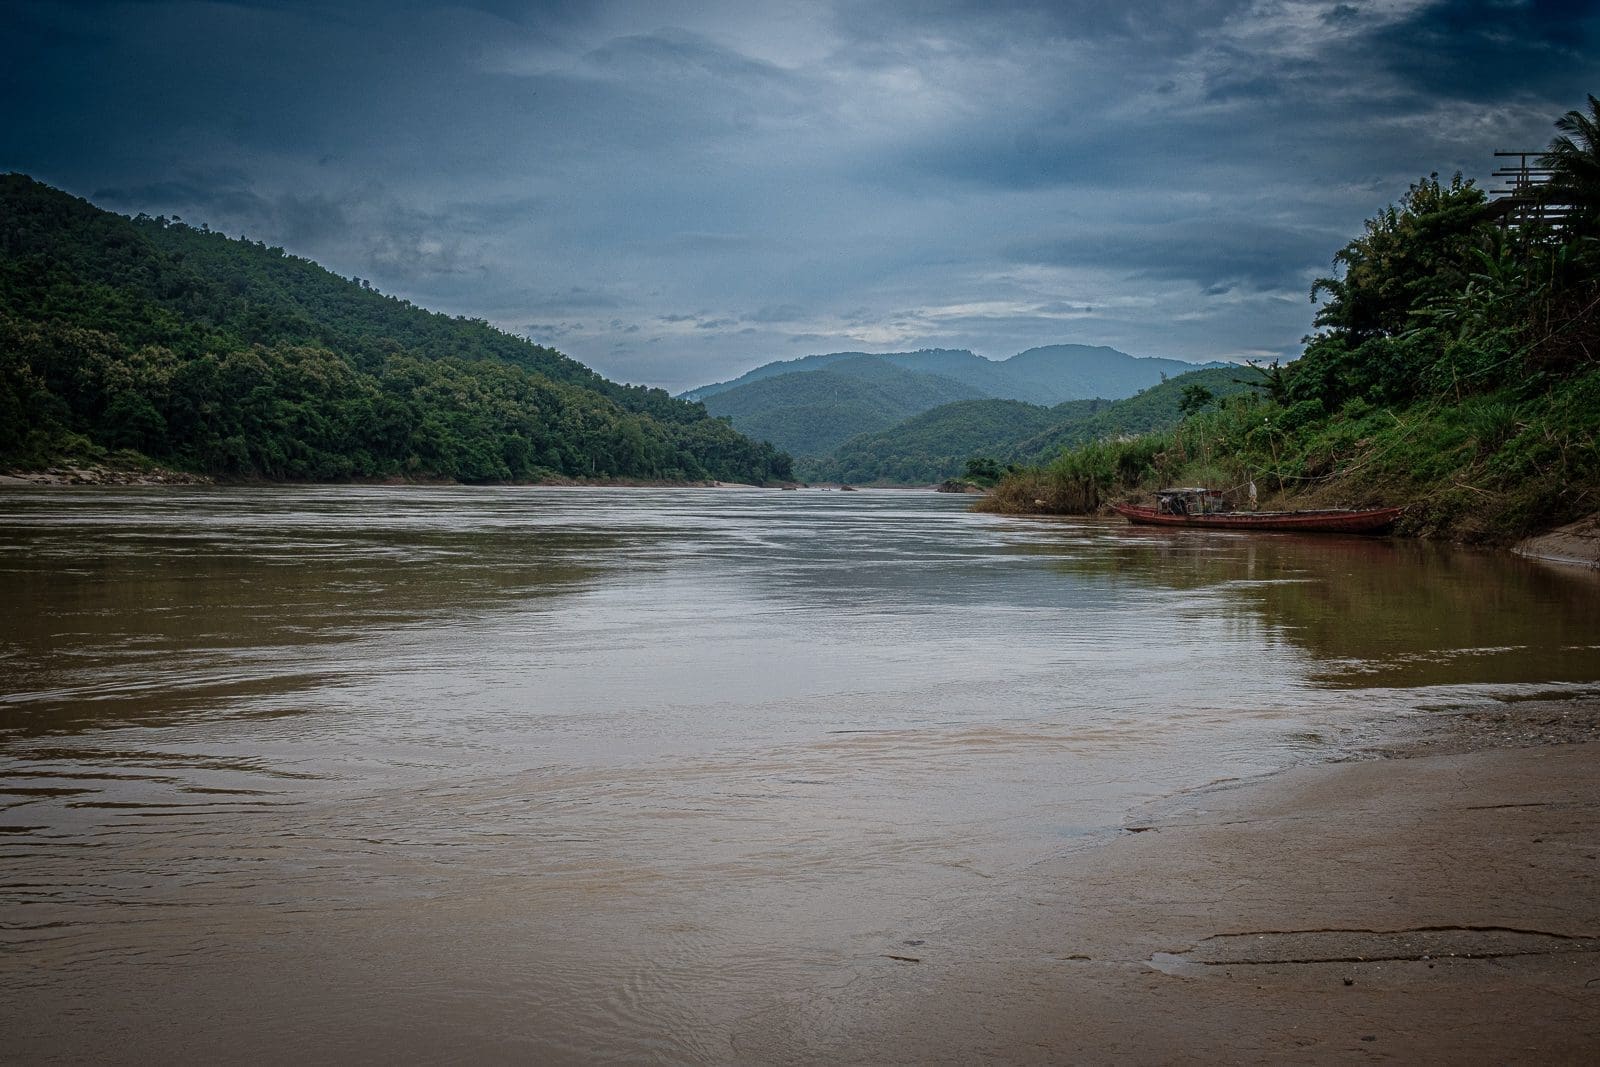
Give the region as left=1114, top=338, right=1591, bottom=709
left=5, top=1, right=1596, bottom=392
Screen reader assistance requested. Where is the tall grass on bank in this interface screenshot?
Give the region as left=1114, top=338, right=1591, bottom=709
left=979, top=369, right=1599, bottom=543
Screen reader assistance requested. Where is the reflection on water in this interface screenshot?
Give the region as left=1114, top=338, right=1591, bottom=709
left=1049, top=529, right=1600, bottom=688
left=2, top=486, right=1597, bottom=1062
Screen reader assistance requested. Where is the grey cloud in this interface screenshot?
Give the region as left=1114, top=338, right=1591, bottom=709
left=100, top=176, right=500, bottom=283
left=519, top=288, right=623, bottom=312
left=1202, top=69, right=1289, bottom=104
left=366, top=235, right=488, bottom=279
left=92, top=179, right=239, bottom=213
left=523, top=322, right=586, bottom=339
left=439, top=195, right=547, bottom=229
left=583, top=28, right=790, bottom=86
left=749, top=304, right=807, bottom=323
left=1008, top=218, right=1335, bottom=291
left=647, top=232, right=769, bottom=254
left=650, top=310, right=750, bottom=332
left=834, top=0, right=1253, bottom=58
left=5, top=0, right=1593, bottom=391
left=91, top=178, right=355, bottom=250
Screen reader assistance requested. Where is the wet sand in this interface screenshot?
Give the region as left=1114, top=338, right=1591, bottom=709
left=769, top=698, right=1600, bottom=1064
left=1515, top=512, right=1600, bottom=569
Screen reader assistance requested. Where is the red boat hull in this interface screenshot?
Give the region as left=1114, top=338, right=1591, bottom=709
left=1111, top=503, right=1403, bottom=534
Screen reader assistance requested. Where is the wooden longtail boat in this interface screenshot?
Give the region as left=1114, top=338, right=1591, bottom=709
left=1111, top=488, right=1402, bottom=534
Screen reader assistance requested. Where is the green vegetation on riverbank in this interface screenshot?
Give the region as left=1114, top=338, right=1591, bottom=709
left=984, top=97, right=1600, bottom=543
left=0, top=176, right=792, bottom=484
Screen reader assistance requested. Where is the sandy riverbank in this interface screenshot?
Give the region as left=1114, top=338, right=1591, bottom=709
left=0, top=464, right=213, bottom=486
left=1515, top=513, right=1600, bottom=569
left=0, top=468, right=809, bottom=489
left=760, top=697, right=1600, bottom=1064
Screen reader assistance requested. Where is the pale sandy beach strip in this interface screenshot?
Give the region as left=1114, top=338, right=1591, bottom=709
left=759, top=699, right=1600, bottom=1065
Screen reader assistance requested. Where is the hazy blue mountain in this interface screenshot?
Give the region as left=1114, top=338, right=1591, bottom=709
left=699, top=356, right=985, bottom=458
left=683, top=345, right=1230, bottom=458
left=682, top=345, right=1224, bottom=406
left=680, top=349, right=973, bottom=401
left=801, top=365, right=1264, bottom=484
left=997, top=345, right=1224, bottom=404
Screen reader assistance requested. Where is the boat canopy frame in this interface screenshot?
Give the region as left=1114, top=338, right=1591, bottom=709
left=1153, top=487, right=1232, bottom=517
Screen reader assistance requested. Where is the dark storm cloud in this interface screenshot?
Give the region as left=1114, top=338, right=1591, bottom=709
left=89, top=177, right=353, bottom=249
left=89, top=175, right=497, bottom=282
left=1366, top=0, right=1600, bottom=100
left=1008, top=218, right=1338, bottom=292
left=832, top=0, right=1254, bottom=55
left=1, top=1, right=1595, bottom=390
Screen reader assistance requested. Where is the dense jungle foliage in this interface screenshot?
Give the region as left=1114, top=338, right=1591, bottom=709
left=983, top=97, right=1600, bottom=542
left=0, top=175, right=791, bottom=483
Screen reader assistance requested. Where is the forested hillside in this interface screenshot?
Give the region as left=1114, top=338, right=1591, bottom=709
left=0, top=175, right=790, bottom=483
left=1009, top=365, right=1265, bottom=462
left=802, top=398, right=1066, bottom=485
left=695, top=344, right=1223, bottom=459
left=699, top=357, right=985, bottom=457
left=802, top=365, right=1262, bottom=485
left=983, top=97, right=1600, bottom=543
left=995, top=345, right=1226, bottom=403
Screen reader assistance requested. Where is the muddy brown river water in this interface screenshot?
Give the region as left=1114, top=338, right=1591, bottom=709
left=2, top=486, right=1597, bottom=1062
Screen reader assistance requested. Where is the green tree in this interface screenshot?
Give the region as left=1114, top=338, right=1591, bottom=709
left=1177, top=384, right=1215, bottom=417
left=964, top=456, right=1003, bottom=482
left=1541, top=93, right=1600, bottom=234
left=1310, top=173, right=1493, bottom=344
left=103, top=391, right=167, bottom=450
left=0, top=175, right=795, bottom=484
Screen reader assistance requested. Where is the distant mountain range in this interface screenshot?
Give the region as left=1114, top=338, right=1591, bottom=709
left=680, top=345, right=1230, bottom=460
left=800, top=365, right=1263, bottom=486
left=683, top=345, right=1220, bottom=405
left=689, top=356, right=986, bottom=458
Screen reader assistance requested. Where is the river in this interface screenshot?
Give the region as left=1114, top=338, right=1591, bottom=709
left=3, top=486, right=1597, bottom=1062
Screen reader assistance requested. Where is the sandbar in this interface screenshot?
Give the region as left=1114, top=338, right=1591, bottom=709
left=760, top=698, right=1600, bottom=1064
